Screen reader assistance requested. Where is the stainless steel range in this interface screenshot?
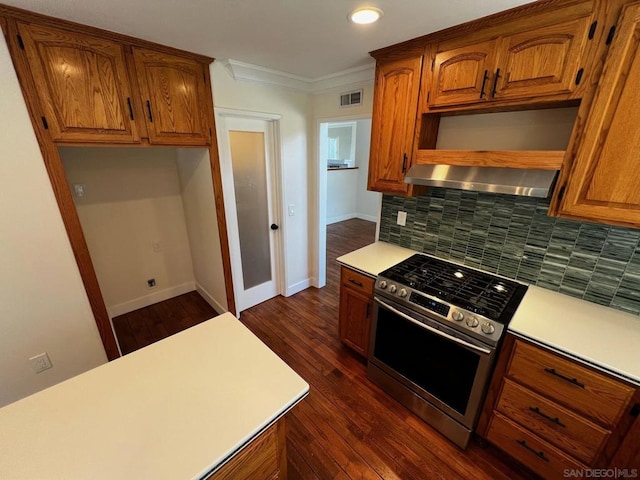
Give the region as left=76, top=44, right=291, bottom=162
left=367, top=253, right=527, bottom=448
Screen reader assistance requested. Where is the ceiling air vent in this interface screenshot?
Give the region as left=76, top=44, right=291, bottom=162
left=340, top=89, right=363, bottom=108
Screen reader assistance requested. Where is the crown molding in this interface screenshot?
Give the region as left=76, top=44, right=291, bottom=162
left=220, top=59, right=374, bottom=95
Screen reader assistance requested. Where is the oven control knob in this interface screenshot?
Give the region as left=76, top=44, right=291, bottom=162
left=399, top=288, right=408, bottom=298
left=379, top=280, right=388, bottom=289
left=481, top=322, right=495, bottom=334
left=452, top=310, right=464, bottom=322
left=466, top=316, right=479, bottom=328
left=389, top=284, right=397, bottom=294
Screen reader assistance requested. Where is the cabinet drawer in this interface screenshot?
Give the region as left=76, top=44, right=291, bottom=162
left=487, top=412, right=586, bottom=479
left=496, top=379, right=609, bottom=464
left=508, top=340, right=634, bottom=427
left=340, top=267, right=375, bottom=295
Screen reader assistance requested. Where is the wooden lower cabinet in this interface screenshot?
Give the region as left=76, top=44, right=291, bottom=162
left=338, top=266, right=375, bottom=357
left=479, top=335, right=639, bottom=479
left=206, top=418, right=287, bottom=480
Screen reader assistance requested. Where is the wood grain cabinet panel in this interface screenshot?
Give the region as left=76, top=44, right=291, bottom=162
left=508, top=340, right=635, bottom=428
left=559, top=3, right=640, bottom=227
left=17, top=22, right=139, bottom=143
left=429, top=40, right=496, bottom=107
left=493, top=17, right=590, bottom=101
left=480, top=335, right=638, bottom=479
left=486, top=412, right=587, bottom=479
left=205, top=419, right=287, bottom=480
left=338, top=267, right=374, bottom=357
left=133, top=47, right=211, bottom=145
left=429, top=16, right=590, bottom=108
left=368, top=54, right=423, bottom=195
left=496, top=378, right=609, bottom=464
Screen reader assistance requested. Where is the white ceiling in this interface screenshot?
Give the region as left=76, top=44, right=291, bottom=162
left=5, top=0, right=532, bottom=79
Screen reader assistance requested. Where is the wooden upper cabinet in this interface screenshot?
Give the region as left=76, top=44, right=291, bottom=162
left=368, top=54, right=423, bottom=195
left=17, top=23, right=139, bottom=143
left=493, top=17, right=591, bottom=101
left=133, top=48, right=211, bottom=146
left=559, top=3, right=640, bottom=228
left=429, top=40, right=496, bottom=107
left=428, top=13, right=591, bottom=108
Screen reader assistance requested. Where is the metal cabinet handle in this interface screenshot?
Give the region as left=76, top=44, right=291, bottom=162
left=491, top=68, right=501, bottom=98
left=126, top=97, right=134, bottom=120
left=516, top=439, right=550, bottom=462
left=479, top=70, right=489, bottom=98
left=348, top=279, right=363, bottom=287
left=529, top=406, right=566, bottom=428
left=402, top=153, right=408, bottom=173
left=544, top=367, right=585, bottom=388
left=146, top=100, right=154, bottom=122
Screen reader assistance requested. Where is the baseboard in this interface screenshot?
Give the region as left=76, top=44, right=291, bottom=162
left=107, top=282, right=195, bottom=318
left=195, top=283, right=227, bottom=315
left=357, top=213, right=378, bottom=223
left=326, top=213, right=357, bottom=225
left=285, top=278, right=312, bottom=297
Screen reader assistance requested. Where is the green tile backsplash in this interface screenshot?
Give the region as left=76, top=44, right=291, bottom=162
left=379, top=189, right=640, bottom=316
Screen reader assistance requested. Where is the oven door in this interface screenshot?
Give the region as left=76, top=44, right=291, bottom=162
left=369, top=295, right=496, bottom=429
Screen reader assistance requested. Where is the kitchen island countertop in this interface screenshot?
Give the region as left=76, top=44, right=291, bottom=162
left=0, top=312, right=308, bottom=479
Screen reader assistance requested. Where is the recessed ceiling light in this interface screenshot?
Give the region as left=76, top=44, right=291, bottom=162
left=349, top=7, right=383, bottom=25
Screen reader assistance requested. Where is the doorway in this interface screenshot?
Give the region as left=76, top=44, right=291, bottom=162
left=216, top=110, right=284, bottom=313
left=316, top=117, right=381, bottom=287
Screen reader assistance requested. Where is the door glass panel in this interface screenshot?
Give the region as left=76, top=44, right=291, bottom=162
left=229, top=130, right=271, bottom=289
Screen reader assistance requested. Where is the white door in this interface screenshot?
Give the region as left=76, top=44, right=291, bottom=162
left=217, top=115, right=281, bottom=313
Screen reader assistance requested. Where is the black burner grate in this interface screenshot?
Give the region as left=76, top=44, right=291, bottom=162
left=380, top=254, right=527, bottom=324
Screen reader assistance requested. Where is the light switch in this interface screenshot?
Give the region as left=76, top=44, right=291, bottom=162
left=288, top=204, right=295, bottom=216
left=397, top=211, right=407, bottom=226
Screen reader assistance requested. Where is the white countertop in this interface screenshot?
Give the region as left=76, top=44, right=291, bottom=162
left=0, top=312, right=309, bottom=479
left=338, top=241, right=640, bottom=386
left=336, top=241, right=416, bottom=277
left=509, top=286, right=640, bottom=385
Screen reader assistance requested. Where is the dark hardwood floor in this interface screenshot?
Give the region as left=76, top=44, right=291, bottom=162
left=113, top=290, right=217, bottom=355
left=240, top=218, right=534, bottom=480
left=112, top=218, right=532, bottom=479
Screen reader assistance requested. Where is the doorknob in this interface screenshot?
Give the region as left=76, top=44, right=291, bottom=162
left=270, top=224, right=279, bottom=230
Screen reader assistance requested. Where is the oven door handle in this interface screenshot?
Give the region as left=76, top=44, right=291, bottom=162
left=374, top=297, right=491, bottom=355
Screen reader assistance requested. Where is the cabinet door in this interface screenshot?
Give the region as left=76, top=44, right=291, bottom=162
left=339, top=285, right=372, bottom=357
left=493, top=17, right=590, bottom=101
left=133, top=48, right=211, bottom=145
left=559, top=4, right=640, bottom=227
left=368, top=54, right=423, bottom=195
left=17, top=23, right=139, bottom=143
left=429, top=40, right=496, bottom=107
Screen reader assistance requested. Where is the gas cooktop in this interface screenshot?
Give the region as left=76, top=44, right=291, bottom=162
left=376, top=254, right=528, bottom=345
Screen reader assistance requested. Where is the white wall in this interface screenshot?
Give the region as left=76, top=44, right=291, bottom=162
left=60, top=148, right=196, bottom=317
left=177, top=148, right=228, bottom=314
left=326, top=169, right=358, bottom=224
left=311, top=85, right=378, bottom=286
left=0, top=36, right=107, bottom=407
left=354, top=118, right=379, bottom=222
left=211, top=62, right=311, bottom=296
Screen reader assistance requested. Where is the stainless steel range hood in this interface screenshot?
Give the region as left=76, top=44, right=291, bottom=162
left=404, top=164, right=558, bottom=198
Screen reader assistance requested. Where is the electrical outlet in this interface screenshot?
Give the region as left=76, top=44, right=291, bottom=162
left=147, top=278, right=157, bottom=289
left=397, top=211, right=407, bottom=226
left=29, top=353, right=52, bottom=374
